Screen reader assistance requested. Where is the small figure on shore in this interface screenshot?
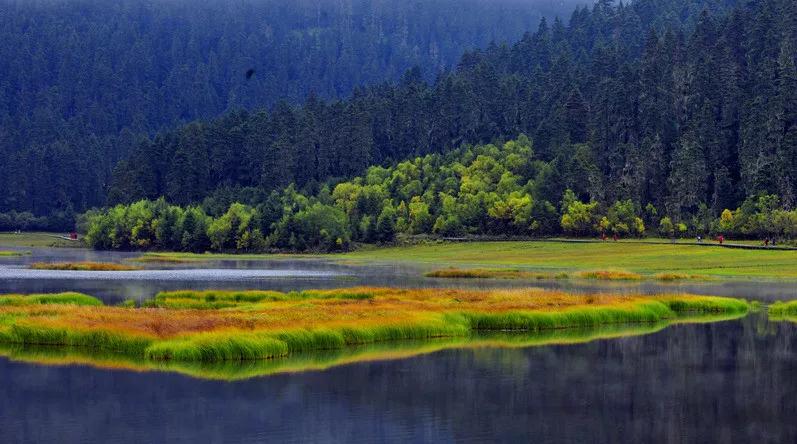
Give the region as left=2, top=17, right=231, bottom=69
left=601, top=233, right=607, bottom=241
left=612, top=233, right=618, bottom=242
left=696, top=235, right=702, bottom=243
left=717, top=234, right=724, bottom=245
left=764, top=237, right=770, bottom=247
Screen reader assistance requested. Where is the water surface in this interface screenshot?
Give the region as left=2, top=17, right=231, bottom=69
left=0, top=314, right=794, bottom=443
left=2, top=247, right=797, bottom=302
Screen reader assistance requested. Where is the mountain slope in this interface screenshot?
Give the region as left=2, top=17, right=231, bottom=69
left=0, top=0, right=586, bottom=223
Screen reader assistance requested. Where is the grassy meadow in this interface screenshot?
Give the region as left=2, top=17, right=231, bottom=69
left=130, top=240, right=797, bottom=280
left=342, top=241, right=797, bottom=279
left=0, top=232, right=82, bottom=248
left=0, top=287, right=752, bottom=365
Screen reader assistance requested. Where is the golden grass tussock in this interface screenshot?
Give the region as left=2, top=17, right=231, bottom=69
left=29, top=262, right=143, bottom=271
left=0, top=288, right=752, bottom=363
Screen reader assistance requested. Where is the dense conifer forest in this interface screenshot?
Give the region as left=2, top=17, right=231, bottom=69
left=5, top=0, right=797, bottom=251
left=0, top=0, right=585, bottom=225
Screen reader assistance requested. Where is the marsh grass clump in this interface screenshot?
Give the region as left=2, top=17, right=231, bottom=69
left=0, top=250, right=25, bottom=257
left=660, top=295, right=751, bottom=314
left=576, top=270, right=642, bottom=281
left=30, top=262, right=142, bottom=271
left=153, top=288, right=376, bottom=309
left=0, top=292, right=102, bottom=307
left=0, top=287, right=752, bottom=364
left=153, top=290, right=289, bottom=309
left=768, top=300, right=797, bottom=317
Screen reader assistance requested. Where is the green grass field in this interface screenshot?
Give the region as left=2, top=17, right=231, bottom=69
left=87, top=239, right=797, bottom=280
left=0, top=232, right=83, bottom=248
left=341, top=240, right=797, bottom=279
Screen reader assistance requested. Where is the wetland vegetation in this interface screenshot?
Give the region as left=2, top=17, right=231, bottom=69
left=768, top=300, right=797, bottom=319
left=0, top=319, right=735, bottom=381
left=0, top=287, right=752, bottom=365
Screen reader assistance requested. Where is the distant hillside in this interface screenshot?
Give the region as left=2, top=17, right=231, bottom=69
left=0, top=0, right=586, bottom=223
left=102, top=0, right=793, bottom=228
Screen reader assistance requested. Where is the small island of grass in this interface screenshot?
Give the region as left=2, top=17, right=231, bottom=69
left=0, top=287, right=752, bottom=366
left=0, top=250, right=26, bottom=257
left=768, top=300, right=797, bottom=319
left=29, top=262, right=142, bottom=271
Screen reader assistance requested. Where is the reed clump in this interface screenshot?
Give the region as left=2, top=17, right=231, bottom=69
left=0, top=292, right=102, bottom=307
left=768, top=300, right=797, bottom=317
left=29, top=262, right=142, bottom=271
left=0, top=288, right=752, bottom=363
left=0, top=250, right=24, bottom=257
left=152, top=288, right=376, bottom=309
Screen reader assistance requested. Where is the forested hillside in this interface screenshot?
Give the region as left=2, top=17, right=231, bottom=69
left=106, top=0, right=795, bottom=230
left=0, top=0, right=585, bottom=225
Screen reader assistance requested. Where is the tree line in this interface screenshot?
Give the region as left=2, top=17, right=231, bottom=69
left=0, top=0, right=583, bottom=222
left=105, top=0, right=796, bottom=228
left=83, top=137, right=797, bottom=252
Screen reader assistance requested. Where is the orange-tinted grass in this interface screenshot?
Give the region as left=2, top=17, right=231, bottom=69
left=0, top=311, right=752, bottom=381
left=0, top=322, right=672, bottom=380
left=30, top=262, right=142, bottom=271
left=0, top=288, right=751, bottom=362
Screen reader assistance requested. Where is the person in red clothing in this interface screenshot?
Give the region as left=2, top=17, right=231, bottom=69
left=717, top=234, right=724, bottom=244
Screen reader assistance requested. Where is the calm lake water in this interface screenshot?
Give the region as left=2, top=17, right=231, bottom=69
left=1, top=247, right=797, bottom=442
left=1, top=314, right=796, bottom=443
